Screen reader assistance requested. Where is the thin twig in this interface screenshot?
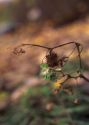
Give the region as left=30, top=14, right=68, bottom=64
left=51, top=41, right=79, bottom=49
left=80, top=74, right=89, bottom=82
left=67, top=73, right=89, bottom=83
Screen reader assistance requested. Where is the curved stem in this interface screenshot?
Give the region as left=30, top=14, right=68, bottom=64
left=15, top=43, right=51, bottom=50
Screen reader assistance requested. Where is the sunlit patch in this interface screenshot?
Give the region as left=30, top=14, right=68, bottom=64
left=53, top=76, right=67, bottom=89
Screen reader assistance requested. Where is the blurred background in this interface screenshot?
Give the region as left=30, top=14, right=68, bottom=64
left=0, top=0, right=89, bottom=125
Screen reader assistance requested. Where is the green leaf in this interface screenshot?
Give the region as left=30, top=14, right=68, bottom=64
left=40, top=63, right=48, bottom=68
